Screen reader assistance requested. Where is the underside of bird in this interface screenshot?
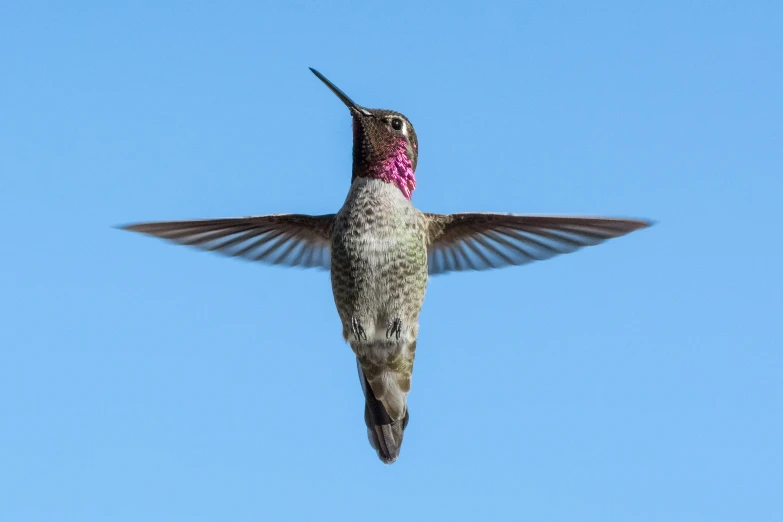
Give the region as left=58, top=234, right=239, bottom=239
left=120, top=212, right=652, bottom=464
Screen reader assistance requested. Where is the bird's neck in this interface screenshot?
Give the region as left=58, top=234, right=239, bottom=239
left=359, top=144, right=416, bottom=200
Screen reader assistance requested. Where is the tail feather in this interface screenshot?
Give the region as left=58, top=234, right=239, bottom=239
left=357, top=359, right=409, bottom=464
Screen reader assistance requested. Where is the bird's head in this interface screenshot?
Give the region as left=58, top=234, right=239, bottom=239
left=310, top=68, right=418, bottom=199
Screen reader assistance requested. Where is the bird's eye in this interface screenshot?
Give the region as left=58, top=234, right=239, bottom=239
left=391, top=118, right=403, bottom=131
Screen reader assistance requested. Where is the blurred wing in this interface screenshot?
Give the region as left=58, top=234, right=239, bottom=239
left=425, top=213, right=651, bottom=275
left=120, top=214, right=335, bottom=270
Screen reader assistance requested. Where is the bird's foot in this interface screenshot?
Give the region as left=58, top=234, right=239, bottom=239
left=386, top=318, right=402, bottom=340
left=352, top=317, right=367, bottom=341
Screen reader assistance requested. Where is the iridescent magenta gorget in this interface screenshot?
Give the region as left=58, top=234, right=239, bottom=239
left=365, top=138, right=417, bottom=199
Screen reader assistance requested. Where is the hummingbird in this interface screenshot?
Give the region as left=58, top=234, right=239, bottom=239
left=121, top=68, right=651, bottom=464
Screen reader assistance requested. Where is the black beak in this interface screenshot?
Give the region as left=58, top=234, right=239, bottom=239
left=310, top=68, right=372, bottom=116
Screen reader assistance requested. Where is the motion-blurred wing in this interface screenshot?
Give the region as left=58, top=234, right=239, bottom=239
left=121, top=214, right=335, bottom=270
left=425, top=213, right=650, bottom=275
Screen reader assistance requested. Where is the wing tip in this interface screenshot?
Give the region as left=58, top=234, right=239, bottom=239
left=114, top=222, right=158, bottom=234
left=628, top=218, right=656, bottom=230
left=114, top=223, right=139, bottom=232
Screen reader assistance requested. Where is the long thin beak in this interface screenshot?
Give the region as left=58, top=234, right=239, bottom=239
left=309, top=68, right=371, bottom=116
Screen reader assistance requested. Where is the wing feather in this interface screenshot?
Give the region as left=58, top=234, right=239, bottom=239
left=425, top=213, right=651, bottom=275
left=120, top=214, right=335, bottom=270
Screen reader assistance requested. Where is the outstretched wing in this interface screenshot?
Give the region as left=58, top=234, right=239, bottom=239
left=425, top=213, right=651, bottom=275
left=120, top=214, right=335, bottom=270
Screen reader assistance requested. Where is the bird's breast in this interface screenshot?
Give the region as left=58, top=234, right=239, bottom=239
left=330, top=179, right=428, bottom=337
left=333, top=178, right=425, bottom=251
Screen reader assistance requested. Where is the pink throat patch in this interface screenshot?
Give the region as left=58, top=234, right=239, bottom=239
left=367, top=140, right=416, bottom=199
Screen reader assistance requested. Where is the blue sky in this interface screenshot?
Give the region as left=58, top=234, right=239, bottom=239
left=2, top=1, right=781, bottom=521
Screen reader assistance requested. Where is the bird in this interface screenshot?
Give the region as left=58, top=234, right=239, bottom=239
left=120, top=67, right=651, bottom=464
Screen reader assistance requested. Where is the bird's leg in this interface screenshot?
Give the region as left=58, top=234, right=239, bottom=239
left=351, top=317, right=368, bottom=341
left=386, top=318, right=402, bottom=340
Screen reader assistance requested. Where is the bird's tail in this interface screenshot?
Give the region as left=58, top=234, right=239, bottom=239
left=356, top=359, right=410, bottom=464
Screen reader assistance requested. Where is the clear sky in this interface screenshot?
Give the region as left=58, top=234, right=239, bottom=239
left=2, top=1, right=781, bottom=521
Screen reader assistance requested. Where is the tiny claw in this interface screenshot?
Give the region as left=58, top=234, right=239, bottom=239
left=386, top=318, right=402, bottom=340
left=352, top=317, right=367, bottom=341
